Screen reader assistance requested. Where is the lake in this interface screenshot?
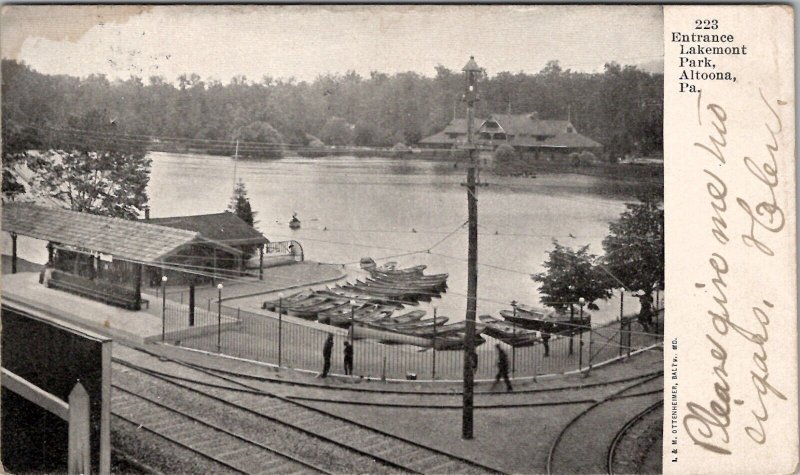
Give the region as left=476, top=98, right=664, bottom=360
left=147, top=152, right=642, bottom=324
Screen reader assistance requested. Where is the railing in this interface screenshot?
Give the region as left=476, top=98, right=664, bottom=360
left=1, top=369, right=91, bottom=474
left=265, top=240, right=304, bottom=263
left=159, top=301, right=663, bottom=381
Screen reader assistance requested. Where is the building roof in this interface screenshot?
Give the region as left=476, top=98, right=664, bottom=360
left=419, top=113, right=602, bottom=149
left=484, top=114, right=573, bottom=136
left=145, top=212, right=268, bottom=247
left=418, top=131, right=459, bottom=145
left=2, top=203, right=241, bottom=263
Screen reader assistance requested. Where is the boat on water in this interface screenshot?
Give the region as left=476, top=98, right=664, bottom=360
left=500, top=307, right=590, bottom=333
left=369, top=270, right=449, bottom=283
left=261, top=290, right=315, bottom=310
left=370, top=264, right=427, bottom=276
left=430, top=333, right=486, bottom=351
left=368, top=314, right=446, bottom=331
left=286, top=299, right=350, bottom=319
left=317, top=288, right=405, bottom=308
left=341, top=282, right=428, bottom=302
left=479, top=314, right=539, bottom=347
left=289, top=213, right=301, bottom=229
left=321, top=304, right=395, bottom=327
left=368, top=310, right=427, bottom=326
left=358, top=279, right=443, bottom=297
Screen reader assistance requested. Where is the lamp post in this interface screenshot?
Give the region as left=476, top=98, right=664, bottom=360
left=578, top=297, right=585, bottom=371
left=161, top=275, right=168, bottom=341
left=217, top=283, right=223, bottom=353
left=511, top=300, right=517, bottom=375
left=349, top=300, right=356, bottom=347
left=461, top=55, right=482, bottom=441
left=278, top=293, right=284, bottom=368
left=432, top=306, right=437, bottom=379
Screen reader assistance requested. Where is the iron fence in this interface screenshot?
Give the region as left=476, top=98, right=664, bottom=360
left=158, top=300, right=663, bottom=381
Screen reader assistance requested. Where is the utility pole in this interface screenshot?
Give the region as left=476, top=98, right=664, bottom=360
left=233, top=139, right=239, bottom=193
left=461, top=56, right=482, bottom=440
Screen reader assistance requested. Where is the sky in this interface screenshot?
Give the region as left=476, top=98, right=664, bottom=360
left=2, top=5, right=664, bottom=83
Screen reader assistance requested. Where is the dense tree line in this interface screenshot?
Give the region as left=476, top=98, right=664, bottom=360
left=2, top=59, right=662, bottom=157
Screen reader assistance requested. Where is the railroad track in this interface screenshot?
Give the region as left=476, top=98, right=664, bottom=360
left=185, top=358, right=664, bottom=397
left=113, top=348, right=503, bottom=474
left=112, top=385, right=329, bottom=474
left=606, top=399, right=663, bottom=475
left=545, top=373, right=664, bottom=475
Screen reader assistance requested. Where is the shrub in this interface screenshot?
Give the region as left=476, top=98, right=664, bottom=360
left=495, top=144, right=517, bottom=163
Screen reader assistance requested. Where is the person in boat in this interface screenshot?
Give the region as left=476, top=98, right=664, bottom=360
left=320, top=333, right=334, bottom=378
left=493, top=344, right=512, bottom=392
left=343, top=340, right=353, bottom=376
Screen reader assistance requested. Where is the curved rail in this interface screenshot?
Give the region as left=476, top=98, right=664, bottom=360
left=606, top=399, right=664, bottom=475
left=114, top=360, right=414, bottom=474
left=112, top=386, right=330, bottom=474
left=116, top=349, right=504, bottom=474
left=545, top=373, right=663, bottom=475
left=167, top=355, right=665, bottom=397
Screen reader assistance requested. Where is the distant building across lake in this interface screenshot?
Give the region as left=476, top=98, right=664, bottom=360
left=418, top=112, right=602, bottom=160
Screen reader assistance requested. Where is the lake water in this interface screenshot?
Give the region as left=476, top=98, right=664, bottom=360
left=146, top=152, right=641, bottom=325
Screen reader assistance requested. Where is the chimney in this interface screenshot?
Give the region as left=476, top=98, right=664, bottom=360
left=144, top=207, right=150, bottom=220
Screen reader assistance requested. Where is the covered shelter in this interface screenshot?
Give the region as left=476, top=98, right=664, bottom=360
left=144, top=212, right=269, bottom=279
left=2, top=203, right=242, bottom=310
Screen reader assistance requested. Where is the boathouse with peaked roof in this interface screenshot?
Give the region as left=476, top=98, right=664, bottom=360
left=418, top=112, right=602, bottom=158
left=2, top=203, right=243, bottom=310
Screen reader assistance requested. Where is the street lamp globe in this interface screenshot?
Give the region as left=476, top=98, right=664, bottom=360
left=161, top=275, right=168, bottom=283
left=217, top=283, right=224, bottom=290
left=578, top=297, right=585, bottom=306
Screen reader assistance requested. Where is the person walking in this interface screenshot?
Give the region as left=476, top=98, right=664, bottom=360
left=541, top=331, right=551, bottom=357
left=494, top=344, right=512, bottom=392
left=320, top=333, right=334, bottom=378
left=343, top=340, right=354, bottom=375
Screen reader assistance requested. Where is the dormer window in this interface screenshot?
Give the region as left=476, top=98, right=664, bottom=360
left=567, top=126, right=575, bottom=133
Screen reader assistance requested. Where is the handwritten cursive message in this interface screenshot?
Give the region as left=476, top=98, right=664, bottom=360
left=682, top=90, right=788, bottom=455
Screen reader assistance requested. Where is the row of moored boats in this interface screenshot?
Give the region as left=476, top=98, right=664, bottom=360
left=262, top=261, right=591, bottom=350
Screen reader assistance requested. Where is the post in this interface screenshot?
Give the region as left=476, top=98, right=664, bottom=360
left=217, top=283, right=223, bottom=352
left=568, top=304, right=574, bottom=355
left=578, top=298, right=585, bottom=372
left=189, top=284, right=195, bottom=327
left=259, top=245, right=264, bottom=280
left=350, top=300, right=356, bottom=347
left=619, top=290, right=624, bottom=356
left=47, top=241, right=54, bottom=266
left=461, top=55, right=481, bottom=440
left=132, top=263, right=142, bottom=311
left=511, top=301, right=517, bottom=375
left=278, top=293, right=283, bottom=368
left=68, top=382, right=91, bottom=475
left=11, top=232, right=18, bottom=274
left=588, top=319, right=593, bottom=373
left=161, top=275, right=168, bottom=341
left=432, top=307, right=437, bottom=379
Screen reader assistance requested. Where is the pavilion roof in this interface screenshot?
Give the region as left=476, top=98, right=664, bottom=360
left=2, top=203, right=241, bottom=263
left=145, top=212, right=268, bottom=247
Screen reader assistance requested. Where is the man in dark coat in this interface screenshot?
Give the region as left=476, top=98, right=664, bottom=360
left=541, top=331, right=551, bottom=357
left=321, top=334, right=334, bottom=377
left=494, top=344, right=512, bottom=391
left=343, top=340, right=354, bottom=375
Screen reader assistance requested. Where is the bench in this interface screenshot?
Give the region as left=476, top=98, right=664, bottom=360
left=48, top=270, right=142, bottom=311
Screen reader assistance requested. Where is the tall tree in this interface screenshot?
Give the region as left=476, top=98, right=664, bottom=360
left=229, top=179, right=256, bottom=227
left=532, top=241, right=613, bottom=318
left=601, top=192, right=664, bottom=326
left=24, top=109, right=151, bottom=219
